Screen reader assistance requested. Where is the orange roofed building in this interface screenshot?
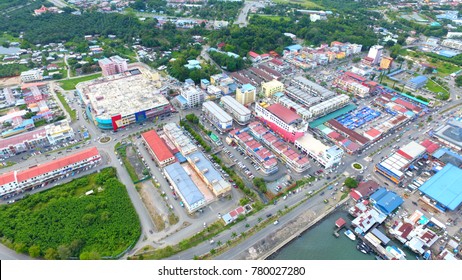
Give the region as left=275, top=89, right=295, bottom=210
left=0, top=147, right=101, bottom=198
left=141, top=130, right=176, bottom=167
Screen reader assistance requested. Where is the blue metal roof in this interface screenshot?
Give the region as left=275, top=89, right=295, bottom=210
left=370, top=187, right=388, bottom=201
left=409, top=75, right=428, bottom=84
left=419, top=164, right=462, bottom=211
left=375, top=191, right=403, bottom=215
left=285, top=44, right=302, bottom=51
left=439, top=50, right=458, bottom=58
left=175, top=95, right=188, bottom=105
left=174, top=152, right=187, bottom=163
left=188, top=151, right=222, bottom=183
left=242, top=83, right=255, bottom=91
left=164, top=162, right=204, bottom=207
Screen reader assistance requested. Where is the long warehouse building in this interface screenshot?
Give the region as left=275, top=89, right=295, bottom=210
left=141, top=130, right=176, bottom=167
left=163, top=162, right=206, bottom=213
left=0, top=147, right=102, bottom=198
left=220, top=96, right=251, bottom=125
left=202, top=101, right=233, bottom=132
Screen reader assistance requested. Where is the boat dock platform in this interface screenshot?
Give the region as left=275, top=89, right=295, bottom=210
left=333, top=218, right=346, bottom=238
left=356, top=233, right=390, bottom=260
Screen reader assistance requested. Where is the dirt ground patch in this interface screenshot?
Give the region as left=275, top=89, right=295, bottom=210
left=0, top=76, right=21, bottom=87
left=126, top=146, right=148, bottom=180
left=138, top=183, right=166, bottom=232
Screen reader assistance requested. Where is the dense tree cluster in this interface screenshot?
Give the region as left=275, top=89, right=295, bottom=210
left=167, top=46, right=220, bottom=83
left=0, top=0, right=45, bottom=11
left=0, top=168, right=141, bottom=259
left=252, top=178, right=268, bottom=193
left=208, top=50, right=246, bottom=71
left=344, top=177, right=359, bottom=189
left=209, top=10, right=379, bottom=56
left=0, top=64, right=29, bottom=78
left=189, top=0, right=243, bottom=21
left=1, top=10, right=154, bottom=45
left=209, top=23, right=293, bottom=56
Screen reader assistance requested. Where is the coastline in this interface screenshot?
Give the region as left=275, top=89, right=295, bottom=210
left=260, top=198, right=350, bottom=260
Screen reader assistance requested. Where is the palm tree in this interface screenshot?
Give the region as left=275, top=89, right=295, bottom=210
left=258, top=217, right=263, bottom=223
left=231, top=232, right=237, bottom=238
left=217, top=240, right=222, bottom=247
left=226, top=240, right=231, bottom=246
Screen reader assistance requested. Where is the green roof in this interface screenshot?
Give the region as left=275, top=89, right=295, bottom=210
left=309, top=104, right=356, bottom=128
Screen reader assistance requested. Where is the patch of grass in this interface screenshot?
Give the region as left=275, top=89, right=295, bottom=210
left=273, top=0, right=322, bottom=9
left=151, top=210, right=165, bottom=231
left=120, top=151, right=139, bottom=182
left=0, top=161, right=16, bottom=170
left=56, top=92, right=76, bottom=121
left=59, top=73, right=102, bottom=90
left=251, top=14, right=290, bottom=21
left=168, top=213, right=179, bottom=225
left=425, top=79, right=449, bottom=94
left=133, top=220, right=226, bottom=260
left=352, top=163, right=363, bottom=170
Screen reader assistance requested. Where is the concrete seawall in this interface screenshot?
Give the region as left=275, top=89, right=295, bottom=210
left=257, top=197, right=350, bottom=260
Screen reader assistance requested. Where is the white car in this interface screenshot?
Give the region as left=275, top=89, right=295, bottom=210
left=273, top=220, right=279, bottom=225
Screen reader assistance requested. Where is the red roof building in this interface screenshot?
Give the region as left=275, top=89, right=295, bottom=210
left=34, top=5, right=48, bottom=15
left=336, top=218, right=346, bottom=228
left=270, top=58, right=284, bottom=66
left=364, top=128, right=382, bottom=140
left=217, top=42, right=226, bottom=49
left=350, top=180, right=380, bottom=201
left=0, top=147, right=101, bottom=197
left=0, top=171, right=15, bottom=187
left=345, top=71, right=367, bottom=82
left=266, top=104, right=301, bottom=125
left=142, top=130, right=175, bottom=167
left=248, top=51, right=261, bottom=61
left=420, top=139, right=440, bottom=154
left=17, top=147, right=100, bottom=182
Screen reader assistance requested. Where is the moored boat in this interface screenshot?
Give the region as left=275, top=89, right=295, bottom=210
left=344, top=229, right=356, bottom=240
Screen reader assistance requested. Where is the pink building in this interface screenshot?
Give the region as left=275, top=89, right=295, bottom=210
left=98, top=56, right=128, bottom=76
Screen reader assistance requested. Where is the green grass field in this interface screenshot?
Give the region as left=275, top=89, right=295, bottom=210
left=273, top=0, right=323, bottom=9
left=252, top=14, right=291, bottom=21
left=425, top=79, right=449, bottom=94
left=435, top=62, right=460, bottom=77
left=59, top=73, right=102, bottom=90
left=56, top=92, right=77, bottom=121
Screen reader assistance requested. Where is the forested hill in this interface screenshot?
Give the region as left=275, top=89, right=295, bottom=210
left=2, top=11, right=155, bottom=45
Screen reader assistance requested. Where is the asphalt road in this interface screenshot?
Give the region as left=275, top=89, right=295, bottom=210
left=235, top=1, right=266, bottom=27
left=166, top=175, right=337, bottom=260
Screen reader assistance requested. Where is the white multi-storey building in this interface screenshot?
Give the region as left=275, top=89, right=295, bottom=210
left=220, top=96, right=251, bottom=125
left=181, top=86, right=205, bottom=108
left=20, top=69, right=43, bottom=82
left=202, top=101, right=233, bottom=132
left=254, top=101, right=307, bottom=143
left=236, top=84, right=256, bottom=105
left=295, top=134, right=344, bottom=168
left=0, top=147, right=101, bottom=198
left=367, top=45, right=383, bottom=65
left=0, top=120, right=75, bottom=159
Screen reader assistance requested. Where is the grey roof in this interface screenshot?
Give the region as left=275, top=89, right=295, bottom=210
left=203, top=101, right=233, bottom=123
left=188, top=151, right=230, bottom=193
left=164, top=162, right=204, bottom=207
left=221, top=95, right=251, bottom=116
